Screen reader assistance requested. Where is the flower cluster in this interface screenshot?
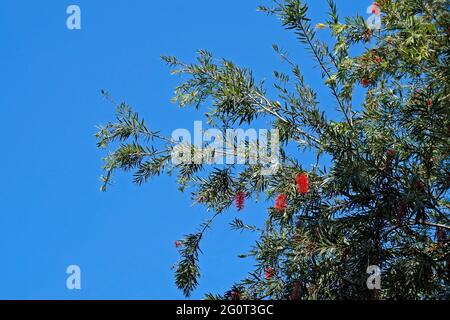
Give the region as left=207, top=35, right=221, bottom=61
left=235, top=192, right=246, bottom=211
left=265, top=267, right=275, bottom=280
left=274, top=194, right=287, bottom=212
left=174, top=241, right=183, bottom=248
left=296, top=173, right=309, bottom=195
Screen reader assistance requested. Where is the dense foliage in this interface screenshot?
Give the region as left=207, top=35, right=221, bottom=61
left=97, top=0, right=450, bottom=299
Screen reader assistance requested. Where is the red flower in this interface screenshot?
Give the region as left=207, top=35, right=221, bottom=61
left=235, top=192, right=245, bottom=211
left=274, top=194, right=287, bottom=212
left=175, top=241, right=183, bottom=248
left=415, top=180, right=425, bottom=192
left=296, top=173, right=309, bottom=195
left=427, top=99, right=433, bottom=108
left=265, top=267, right=275, bottom=280
left=361, top=78, right=371, bottom=87
left=230, top=290, right=240, bottom=300
left=397, top=201, right=408, bottom=226
left=371, top=3, right=381, bottom=15
left=373, top=55, right=383, bottom=64
left=386, top=149, right=396, bottom=157
left=341, top=248, right=350, bottom=261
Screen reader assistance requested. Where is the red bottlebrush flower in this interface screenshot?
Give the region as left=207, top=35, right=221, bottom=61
left=274, top=194, right=287, bottom=212
left=235, top=192, right=245, bottom=211
left=372, top=55, right=383, bottom=64
left=386, top=149, right=396, bottom=157
left=436, top=227, right=446, bottom=243
left=296, top=217, right=302, bottom=229
left=341, top=248, right=350, bottom=262
left=426, top=99, right=433, bottom=108
left=397, top=201, right=408, bottom=226
left=226, top=286, right=241, bottom=300
left=265, top=267, right=275, bottom=280
left=230, top=290, right=240, bottom=300
left=296, top=173, right=309, bottom=195
left=174, top=241, right=183, bottom=248
left=361, top=78, right=371, bottom=87
left=371, top=3, right=381, bottom=15
left=415, top=180, right=425, bottom=192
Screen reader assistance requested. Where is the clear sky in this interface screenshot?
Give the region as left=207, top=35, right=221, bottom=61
left=0, top=0, right=368, bottom=299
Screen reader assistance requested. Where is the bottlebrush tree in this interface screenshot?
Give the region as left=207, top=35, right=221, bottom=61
left=96, top=0, right=450, bottom=299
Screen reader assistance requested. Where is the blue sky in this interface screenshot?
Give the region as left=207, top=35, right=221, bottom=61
left=0, top=0, right=368, bottom=299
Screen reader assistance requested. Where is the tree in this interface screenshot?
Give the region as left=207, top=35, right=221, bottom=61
left=96, top=0, right=450, bottom=299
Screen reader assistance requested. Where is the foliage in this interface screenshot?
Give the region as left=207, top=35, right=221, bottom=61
left=97, top=0, right=450, bottom=299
